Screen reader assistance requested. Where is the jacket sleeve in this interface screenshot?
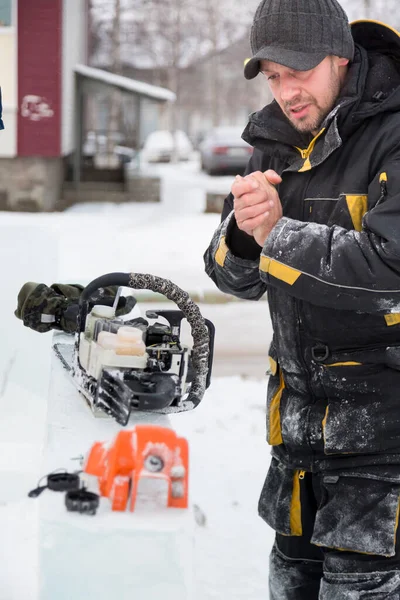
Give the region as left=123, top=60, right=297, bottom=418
left=203, top=150, right=268, bottom=300
left=204, top=210, right=268, bottom=300
left=259, top=161, right=400, bottom=313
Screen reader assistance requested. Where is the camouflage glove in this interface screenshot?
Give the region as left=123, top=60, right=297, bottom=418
left=15, top=282, right=137, bottom=334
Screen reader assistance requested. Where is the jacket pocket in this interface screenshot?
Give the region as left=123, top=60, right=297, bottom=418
left=303, top=194, right=367, bottom=230
left=320, top=362, right=400, bottom=455
left=311, top=473, right=400, bottom=557
left=258, top=457, right=304, bottom=536
left=267, top=343, right=284, bottom=446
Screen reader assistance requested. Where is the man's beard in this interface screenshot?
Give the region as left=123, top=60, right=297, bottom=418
left=284, top=67, right=341, bottom=134
left=284, top=102, right=326, bottom=134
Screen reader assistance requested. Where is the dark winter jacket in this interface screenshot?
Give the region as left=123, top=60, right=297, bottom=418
left=204, top=21, right=400, bottom=473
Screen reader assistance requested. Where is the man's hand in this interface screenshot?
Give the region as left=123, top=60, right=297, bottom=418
left=232, top=170, right=283, bottom=247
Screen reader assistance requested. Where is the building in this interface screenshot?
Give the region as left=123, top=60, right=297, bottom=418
left=0, top=0, right=174, bottom=211
left=0, top=0, right=88, bottom=210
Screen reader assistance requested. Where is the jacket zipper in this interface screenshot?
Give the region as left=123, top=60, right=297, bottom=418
left=375, top=173, right=388, bottom=208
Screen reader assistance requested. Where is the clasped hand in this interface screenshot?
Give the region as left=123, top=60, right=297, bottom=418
left=232, top=170, right=283, bottom=247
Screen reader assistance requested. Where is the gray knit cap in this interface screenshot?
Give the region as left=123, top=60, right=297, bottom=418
left=244, top=0, right=355, bottom=79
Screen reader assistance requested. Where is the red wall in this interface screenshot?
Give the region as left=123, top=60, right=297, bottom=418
left=17, top=0, right=62, bottom=157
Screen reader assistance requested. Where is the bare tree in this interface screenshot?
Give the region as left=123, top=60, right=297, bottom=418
left=198, top=0, right=254, bottom=126
left=90, top=0, right=258, bottom=122
left=364, top=0, right=371, bottom=19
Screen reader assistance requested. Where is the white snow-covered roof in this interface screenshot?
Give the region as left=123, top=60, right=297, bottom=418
left=74, top=64, right=176, bottom=103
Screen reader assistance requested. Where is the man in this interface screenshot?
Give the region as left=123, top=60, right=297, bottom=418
left=204, top=0, right=400, bottom=597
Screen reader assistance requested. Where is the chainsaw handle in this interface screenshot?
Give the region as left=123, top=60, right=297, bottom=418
left=80, top=273, right=131, bottom=304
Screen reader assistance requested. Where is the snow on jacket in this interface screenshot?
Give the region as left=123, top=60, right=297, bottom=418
left=204, top=22, right=400, bottom=473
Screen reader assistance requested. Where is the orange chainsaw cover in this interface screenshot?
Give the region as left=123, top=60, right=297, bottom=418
left=84, top=425, right=189, bottom=511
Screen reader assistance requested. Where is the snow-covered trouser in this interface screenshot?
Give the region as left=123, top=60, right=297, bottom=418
left=270, top=543, right=400, bottom=599
left=263, top=467, right=400, bottom=599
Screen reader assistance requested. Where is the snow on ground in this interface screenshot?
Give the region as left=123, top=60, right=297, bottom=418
left=0, top=160, right=275, bottom=599
left=173, top=378, right=273, bottom=600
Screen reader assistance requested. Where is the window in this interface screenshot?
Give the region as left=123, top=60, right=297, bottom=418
left=0, top=0, right=12, bottom=27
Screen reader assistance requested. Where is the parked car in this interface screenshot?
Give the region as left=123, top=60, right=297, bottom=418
left=141, top=130, right=193, bottom=163
left=199, top=126, right=253, bottom=175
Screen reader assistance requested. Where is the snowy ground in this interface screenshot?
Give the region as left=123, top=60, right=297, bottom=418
left=0, top=159, right=275, bottom=599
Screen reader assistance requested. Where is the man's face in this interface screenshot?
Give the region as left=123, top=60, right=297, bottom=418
left=260, top=56, right=349, bottom=135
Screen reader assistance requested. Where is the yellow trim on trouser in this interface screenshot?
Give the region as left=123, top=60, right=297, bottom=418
left=322, top=406, right=329, bottom=446
left=260, top=256, right=302, bottom=285
left=269, top=356, right=278, bottom=376
left=294, top=128, right=326, bottom=172
left=324, top=361, right=362, bottom=367
left=313, top=542, right=390, bottom=556
left=394, top=499, right=400, bottom=549
left=269, top=372, right=284, bottom=445
left=385, top=314, right=400, bottom=326
left=346, top=195, right=368, bottom=232
left=215, top=236, right=229, bottom=267
left=290, top=470, right=304, bottom=536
